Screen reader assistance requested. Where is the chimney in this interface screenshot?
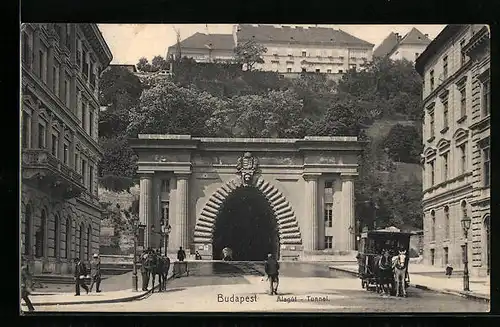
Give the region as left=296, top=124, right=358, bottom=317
left=424, top=33, right=429, bottom=37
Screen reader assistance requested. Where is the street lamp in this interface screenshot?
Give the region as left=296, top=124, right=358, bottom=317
left=461, top=214, right=472, bottom=292
left=130, top=217, right=145, bottom=292
left=151, top=221, right=172, bottom=256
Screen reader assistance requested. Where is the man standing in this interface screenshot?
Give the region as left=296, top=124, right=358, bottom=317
left=21, top=261, right=35, bottom=312
left=140, top=251, right=150, bottom=291
left=264, top=253, right=280, bottom=295
left=89, top=254, right=102, bottom=293
left=177, top=247, right=186, bottom=262
left=74, top=258, right=89, bottom=296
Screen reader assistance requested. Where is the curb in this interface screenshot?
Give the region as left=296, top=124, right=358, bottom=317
left=412, top=284, right=490, bottom=302
left=24, top=274, right=175, bottom=307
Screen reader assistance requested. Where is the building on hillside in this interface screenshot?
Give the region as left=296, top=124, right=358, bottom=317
left=21, top=23, right=112, bottom=274
left=166, top=32, right=236, bottom=63
left=235, top=24, right=374, bottom=74
left=374, top=27, right=432, bottom=62
left=415, top=24, right=490, bottom=277
left=106, top=64, right=137, bottom=73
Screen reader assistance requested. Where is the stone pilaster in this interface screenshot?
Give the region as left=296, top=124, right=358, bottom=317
left=341, top=174, right=356, bottom=252
left=175, top=174, right=190, bottom=251
left=69, top=131, right=76, bottom=169
left=139, top=174, right=153, bottom=248
left=58, top=123, right=65, bottom=162
left=303, top=174, right=320, bottom=251
left=31, top=109, right=40, bottom=149
left=47, top=46, right=54, bottom=91
left=46, top=113, right=54, bottom=152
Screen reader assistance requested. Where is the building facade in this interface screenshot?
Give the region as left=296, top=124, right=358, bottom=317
left=21, top=23, right=112, bottom=274
left=415, top=24, right=490, bottom=277
left=167, top=32, right=235, bottom=63
left=374, top=28, right=432, bottom=62
left=129, top=135, right=363, bottom=260
left=235, top=25, right=373, bottom=74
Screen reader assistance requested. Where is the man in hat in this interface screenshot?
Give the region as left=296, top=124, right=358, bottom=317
left=89, top=254, right=102, bottom=293
left=73, top=258, right=89, bottom=296
left=21, top=260, right=35, bottom=311
left=264, top=253, right=280, bottom=295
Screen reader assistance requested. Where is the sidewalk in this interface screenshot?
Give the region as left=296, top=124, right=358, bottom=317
left=23, top=266, right=173, bottom=307
left=329, top=264, right=490, bottom=301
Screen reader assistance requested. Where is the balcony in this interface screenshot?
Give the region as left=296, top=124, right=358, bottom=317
left=21, top=149, right=85, bottom=199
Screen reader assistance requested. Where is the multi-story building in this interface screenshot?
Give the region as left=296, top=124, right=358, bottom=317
left=374, top=27, right=432, bottom=62
left=415, top=24, right=490, bottom=277
left=235, top=24, right=374, bottom=74
left=166, top=32, right=235, bottom=63
left=20, top=23, right=112, bottom=274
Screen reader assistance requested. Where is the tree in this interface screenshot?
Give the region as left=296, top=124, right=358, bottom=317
left=136, top=57, right=152, bottom=72
left=234, top=40, right=267, bottom=71
left=98, top=135, right=138, bottom=192
left=151, top=55, right=168, bottom=72
left=309, top=96, right=364, bottom=137
left=383, top=124, right=422, bottom=164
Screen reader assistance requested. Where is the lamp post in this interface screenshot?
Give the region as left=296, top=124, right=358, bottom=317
left=461, top=214, right=471, bottom=292
left=151, top=221, right=172, bottom=256
left=130, top=218, right=145, bottom=292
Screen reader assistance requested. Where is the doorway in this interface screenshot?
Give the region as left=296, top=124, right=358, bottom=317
left=212, top=186, right=279, bottom=261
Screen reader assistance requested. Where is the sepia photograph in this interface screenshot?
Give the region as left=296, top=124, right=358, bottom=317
left=19, top=23, right=490, bottom=313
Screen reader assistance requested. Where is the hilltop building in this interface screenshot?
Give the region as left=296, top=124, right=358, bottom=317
left=415, top=24, right=490, bottom=277
left=21, top=23, right=112, bottom=274
left=374, top=27, right=432, bottom=62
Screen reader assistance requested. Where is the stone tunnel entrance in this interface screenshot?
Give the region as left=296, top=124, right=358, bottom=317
left=212, top=186, right=279, bottom=261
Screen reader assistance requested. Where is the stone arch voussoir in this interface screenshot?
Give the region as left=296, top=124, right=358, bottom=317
left=193, top=176, right=303, bottom=247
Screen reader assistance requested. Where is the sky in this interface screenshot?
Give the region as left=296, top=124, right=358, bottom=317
left=98, top=24, right=446, bottom=65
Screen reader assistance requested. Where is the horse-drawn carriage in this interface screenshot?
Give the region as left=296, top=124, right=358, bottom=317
left=357, top=229, right=412, bottom=297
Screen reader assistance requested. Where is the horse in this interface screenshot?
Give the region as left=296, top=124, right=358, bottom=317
left=375, top=251, right=393, bottom=295
left=392, top=249, right=408, bottom=297
left=222, top=247, right=233, bottom=261
left=156, top=256, right=170, bottom=291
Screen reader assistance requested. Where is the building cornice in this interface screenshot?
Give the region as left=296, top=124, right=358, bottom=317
left=463, top=26, right=490, bottom=58
left=422, top=178, right=473, bottom=206
left=80, top=24, right=113, bottom=68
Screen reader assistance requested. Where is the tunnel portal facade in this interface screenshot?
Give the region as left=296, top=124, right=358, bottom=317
left=130, top=135, right=363, bottom=260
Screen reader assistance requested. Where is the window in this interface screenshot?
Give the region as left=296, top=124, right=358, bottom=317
left=89, top=165, right=94, bottom=194
left=444, top=206, right=450, bottom=239
left=79, top=223, right=84, bottom=260
left=35, top=210, right=46, bottom=258
left=22, top=32, right=31, bottom=68
left=431, top=211, right=436, bottom=241
left=22, top=111, right=30, bottom=148
left=161, top=179, right=170, bottom=193
left=65, top=80, right=70, bottom=107
left=324, top=181, right=333, bottom=189
left=38, top=123, right=46, bottom=149
left=64, top=218, right=71, bottom=258
left=460, top=39, right=466, bottom=66
left=483, top=145, right=490, bottom=187
left=82, top=101, right=87, bottom=131
left=87, top=226, right=91, bottom=261
left=315, top=69, right=320, bottom=73
left=325, top=236, right=333, bottom=249
left=77, top=90, right=83, bottom=118
left=443, top=56, right=448, bottom=79
left=82, top=49, right=89, bottom=79
left=162, top=202, right=170, bottom=223
left=74, top=153, right=80, bottom=172
left=443, top=101, right=449, bottom=129
left=442, top=152, right=449, bottom=181
left=459, top=144, right=467, bottom=174
left=430, top=249, right=435, bottom=265
left=482, top=79, right=490, bottom=116
left=24, top=205, right=32, bottom=255
left=54, top=215, right=60, bottom=258
left=429, top=160, right=435, bottom=186
left=51, top=133, right=58, bottom=157
left=301, top=68, right=306, bottom=73
left=81, top=159, right=87, bottom=185
left=324, top=203, right=333, bottom=228
left=286, top=68, right=292, bottom=73
left=63, top=143, right=69, bottom=165
left=338, top=69, right=343, bottom=73
left=327, top=69, right=332, bottom=73
left=302, top=51, right=307, bottom=57
left=429, top=111, right=435, bottom=138
left=53, top=63, right=60, bottom=97
left=460, top=87, right=467, bottom=118
left=89, top=110, right=94, bottom=137
left=65, top=24, right=72, bottom=50
left=430, top=70, right=435, bottom=91
left=443, top=247, right=449, bottom=265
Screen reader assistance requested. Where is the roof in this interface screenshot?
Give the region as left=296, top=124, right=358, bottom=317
left=236, top=24, right=374, bottom=47
left=108, top=64, right=137, bottom=72
left=373, top=28, right=431, bottom=58
left=415, top=25, right=466, bottom=75
left=168, top=32, right=235, bottom=51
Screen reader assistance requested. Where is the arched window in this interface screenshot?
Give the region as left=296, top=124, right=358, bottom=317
left=24, top=205, right=32, bottom=255
left=484, top=215, right=490, bottom=275
left=79, top=222, right=84, bottom=260
left=65, top=217, right=71, bottom=259
left=35, top=209, right=47, bottom=258
left=444, top=206, right=450, bottom=239
left=54, top=214, right=60, bottom=258
left=87, top=225, right=91, bottom=261
left=431, top=210, right=436, bottom=241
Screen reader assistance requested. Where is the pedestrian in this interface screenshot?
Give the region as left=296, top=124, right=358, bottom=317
left=21, top=260, right=35, bottom=312
left=445, top=264, right=453, bottom=278
left=264, top=253, right=280, bottom=295
left=73, top=257, right=89, bottom=296
left=177, top=247, right=186, bottom=262
left=89, top=254, right=102, bottom=293
left=140, top=251, right=150, bottom=291
left=195, top=251, right=202, bottom=260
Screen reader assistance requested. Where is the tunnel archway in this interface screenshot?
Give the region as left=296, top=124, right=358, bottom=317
left=212, top=186, right=279, bottom=261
